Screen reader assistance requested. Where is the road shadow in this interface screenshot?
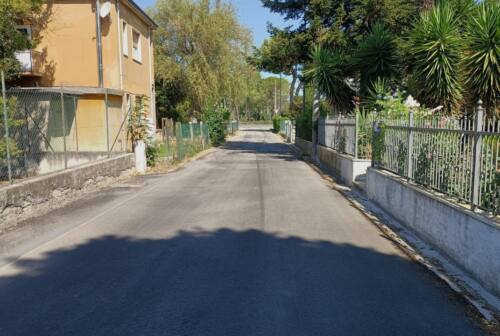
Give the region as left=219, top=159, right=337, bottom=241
left=0, top=229, right=482, bottom=336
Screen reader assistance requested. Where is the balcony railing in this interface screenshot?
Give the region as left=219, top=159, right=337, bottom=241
left=14, top=50, right=43, bottom=76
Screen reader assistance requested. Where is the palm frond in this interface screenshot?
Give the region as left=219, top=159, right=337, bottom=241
left=304, top=46, right=355, bottom=111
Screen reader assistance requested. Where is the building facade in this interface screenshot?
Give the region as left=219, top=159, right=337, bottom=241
left=12, top=0, right=157, bottom=154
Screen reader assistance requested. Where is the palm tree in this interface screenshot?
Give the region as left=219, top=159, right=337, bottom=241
left=463, top=2, right=499, bottom=114
left=303, top=46, right=355, bottom=112
left=409, top=4, right=463, bottom=112
left=354, top=23, right=399, bottom=98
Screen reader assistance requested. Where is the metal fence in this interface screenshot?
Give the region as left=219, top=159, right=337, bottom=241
left=1, top=84, right=128, bottom=184
left=225, top=121, right=239, bottom=135
left=161, top=119, right=209, bottom=161
left=372, top=103, right=499, bottom=215
left=279, top=118, right=294, bottom=143
left=318, top=112, right=374, bottom=159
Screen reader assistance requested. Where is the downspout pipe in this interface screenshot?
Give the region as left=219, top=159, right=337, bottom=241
left=95, top=0, right=104, bottom=87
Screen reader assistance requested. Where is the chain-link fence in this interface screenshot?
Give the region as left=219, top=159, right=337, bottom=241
left=160, top=119, right=209, bottom=162
left=225, top=121, right=239, bottom=135
left=1, top=84, right=128, bottom=184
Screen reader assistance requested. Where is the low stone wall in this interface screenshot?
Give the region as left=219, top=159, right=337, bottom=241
left=0, top=154, right=134, bottom=232
left=367, top=168, right=500, bottom=297
left=295, top=137, right=312, bottom=156
left=317, top=145, right=371, bottom=186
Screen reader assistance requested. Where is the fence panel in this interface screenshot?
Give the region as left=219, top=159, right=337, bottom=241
left=225, top=121, right=239, bottom=135
left=1, top=87, right=128, bottom=184
left=318, top=112, right=374, bottom=159
left=374, top=110, right=499, bottom=215
left=160, top=120, right=209, bottom=162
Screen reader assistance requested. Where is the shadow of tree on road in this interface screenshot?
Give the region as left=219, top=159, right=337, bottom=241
left=0, top=229, right=482, bottom=336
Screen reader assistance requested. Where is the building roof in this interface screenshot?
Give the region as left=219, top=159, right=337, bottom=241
left=123, top=0, right=158, bottom=29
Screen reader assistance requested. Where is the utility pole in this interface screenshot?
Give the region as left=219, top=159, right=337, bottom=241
left=274, top=79, right=277, bottom=116
left=279, top=73, right=282, bottom=115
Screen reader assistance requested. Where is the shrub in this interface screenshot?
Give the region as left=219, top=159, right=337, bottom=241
left=128, top=96, right=150, bottom=143
left=146, top=143, right=161, bottom=167
left=272, top=115, right=281, bottom=133
left=295, top=108, right=312, bottom=141
left=203, top=105, right=227, bottom=146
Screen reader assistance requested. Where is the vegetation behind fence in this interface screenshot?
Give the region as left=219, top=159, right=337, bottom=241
left=160, top=119, right=209, bottom=162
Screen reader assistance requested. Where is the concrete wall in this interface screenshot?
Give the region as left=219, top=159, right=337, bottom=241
left=367, top=168, right=500, bottom=297
left=37, top=152, right=109, bottom=174
left=0, top=154, right=134, bottom=232
left=317, top=145, right=371, bottom=186
left=294, top=138, right=371, bottom=187
left=295, top=137, right=312, bottom=156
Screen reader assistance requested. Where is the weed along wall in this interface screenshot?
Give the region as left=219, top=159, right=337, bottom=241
left=366, top=168, right=500, bottom=297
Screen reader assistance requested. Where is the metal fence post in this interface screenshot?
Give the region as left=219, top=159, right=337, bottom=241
left=73, top=96, right=79, bottom=153
left=354, top=110, right=359, bottom=159
left=471, top=100, right=484, bottom=211
left=105, top=90, right=110, bottom=157
left=60, top=86, right=68, bottom=169
left=407, top=110, right=414, bottom=180
left=200, top=121, right=205, bottom=149
left=1, top=70, right=12, bottom=182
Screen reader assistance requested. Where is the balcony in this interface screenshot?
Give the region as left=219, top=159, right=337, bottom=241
left=14, top=50, right=43, bottom=77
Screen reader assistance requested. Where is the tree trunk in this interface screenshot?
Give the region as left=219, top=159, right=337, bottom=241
left=288, top=67, right=298, bottom=114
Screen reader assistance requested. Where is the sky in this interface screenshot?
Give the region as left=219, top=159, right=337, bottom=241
left=134, top=0, right=291, bottom=78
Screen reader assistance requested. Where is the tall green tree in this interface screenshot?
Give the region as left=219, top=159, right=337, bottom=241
left=151, top=0, right=254, bottom=121
left=250, top=27, right=308, bottom=113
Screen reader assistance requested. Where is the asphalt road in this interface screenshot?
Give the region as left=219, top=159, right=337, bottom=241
left=0, top=125, right=485, bottom=335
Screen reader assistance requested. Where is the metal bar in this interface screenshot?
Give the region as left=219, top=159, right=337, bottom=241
left=105, top=90, right=110, bottom=157
left=1, top=70, right=12, bottom=182
left=354, top=111, right=359, bottom=159
left=60, top=86, right=68, bottom=169
left=407, top=111, right=414, bottom=180
left=73, top=96, right=79, bottom=153
left=471, top=100, right=484, bottom=210
left=110, top=98, right=131, bottom=152
left=23, top=105, right=55, bottom=153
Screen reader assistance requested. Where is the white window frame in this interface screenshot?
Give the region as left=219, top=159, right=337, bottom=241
left=132, top=29, right=142, bottom=63
left=122, top=21, right=128, bottom=56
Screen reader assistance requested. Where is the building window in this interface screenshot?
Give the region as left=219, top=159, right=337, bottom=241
left=122, top=21, right=128, bottom=56
left=132, top=30, right=141, bottom=63
left=16, top=25, right=32, bottom=40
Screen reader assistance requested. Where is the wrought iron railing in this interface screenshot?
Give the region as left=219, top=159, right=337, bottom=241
left=372, top=103, right=499, bottom=215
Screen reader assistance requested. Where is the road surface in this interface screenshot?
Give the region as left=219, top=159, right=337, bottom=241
left=0, top=125, right=484, bottom=335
